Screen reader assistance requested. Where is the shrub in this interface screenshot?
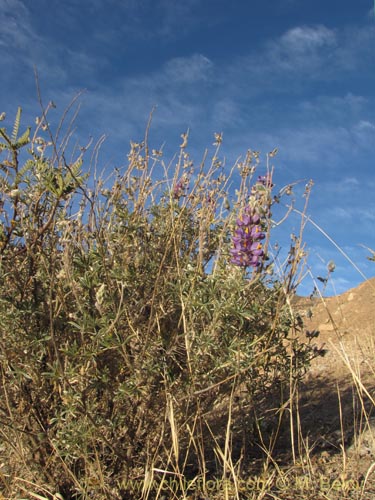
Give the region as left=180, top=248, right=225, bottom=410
left=0, top=106, right=319, bottom=499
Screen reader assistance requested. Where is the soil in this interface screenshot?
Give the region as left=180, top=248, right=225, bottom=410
left=287, top=277, right=375, bottom=495
left=193, top=278, right=375, bottom=499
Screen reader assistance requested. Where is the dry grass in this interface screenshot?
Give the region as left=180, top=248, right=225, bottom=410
left=0, top=101, right=374, bottom=500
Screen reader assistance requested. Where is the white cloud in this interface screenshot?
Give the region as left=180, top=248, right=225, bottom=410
left=156, top=0, right=204, bottom=38
left=218, top=24, right=374, bottom=100
left=339, top=176, right=360, bottom=188
left=80, top=52, right=215, bottom=139
left=319, top=177, right=360, bottom=197
left=327, top=207, right=352, bottom=219
left=355, top=120, right=375, bottom=131
left=81, top=0, right=206, bottom=41
left=299, top=93, right=367, bottom=122
left=253, top=25, right=337, bottom=77
left=0, top=0, right=39, bottom=59
left=164, top=54, right=214, bottom=83
left=357, top=208, right=375, bottom=222
left=279, top=25, right=337, bottom=52
left=211, top=98, right=243, bottom=129
left=0, top=0, right=102, bottom=90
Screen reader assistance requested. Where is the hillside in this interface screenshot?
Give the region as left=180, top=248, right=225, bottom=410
left=290, top=277, right=375, bottom=481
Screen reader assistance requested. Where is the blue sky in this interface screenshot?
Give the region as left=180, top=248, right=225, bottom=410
left=1, top=0, right=375, bottom=295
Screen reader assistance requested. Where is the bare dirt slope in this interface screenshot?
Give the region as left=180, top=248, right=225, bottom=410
left=291, top=277, right=375, bottom=478
left=294, top=276, right=375, bottom=383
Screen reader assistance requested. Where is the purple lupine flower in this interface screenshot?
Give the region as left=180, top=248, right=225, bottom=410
left=230, top=208, right=265, bottom=268
left=173, top=176, right=189, bottom=199
left=257, top=175, right=274, bottom=188
left=251, top=225, right=265, bottom=240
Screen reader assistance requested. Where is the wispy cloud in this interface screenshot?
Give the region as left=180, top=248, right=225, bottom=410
left=1, top=2, right=374, bottom=293
left=270, top=25, right=337, bottom=71
left=164, top=54, right=214, bottom=83
left=0, top=0, right=35, bottom=49
left=72, top=0, right=209, bottom=42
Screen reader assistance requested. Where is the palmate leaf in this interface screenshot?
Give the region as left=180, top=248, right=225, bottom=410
left=0, top=127, right=10, bottom=146
left=14, top=126, right=31, bottom=150
left=64, top=158, right=82, bottom=180
left=0, top=108, right=29, bottom=151
left=64, top=157, right=87, bottom=190
left=14, top=158, right=35, bottom=185
left=11, top=106, right=22, bottom=144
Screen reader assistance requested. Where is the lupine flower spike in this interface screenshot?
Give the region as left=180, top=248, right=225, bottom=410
left=230, top=174, right=273, bottom=269
left=230, top=208, right=265, bottom=268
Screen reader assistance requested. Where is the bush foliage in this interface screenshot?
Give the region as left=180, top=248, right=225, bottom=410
left=0, top=106, right=320, bottom=499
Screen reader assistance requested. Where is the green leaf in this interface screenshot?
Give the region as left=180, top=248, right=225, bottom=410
left=14, top=126, right=31, bottom=149
left=11, top=106, right=22, bottom=144
left=0, top=126, right=11, bottom=146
